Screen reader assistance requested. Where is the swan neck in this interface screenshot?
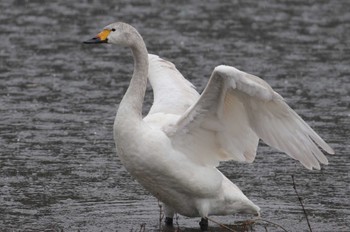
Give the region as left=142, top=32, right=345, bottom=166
left=119, top=34, right=148, bottom=120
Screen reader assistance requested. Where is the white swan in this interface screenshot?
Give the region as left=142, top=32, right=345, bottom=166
left=84, top=22, right=334, bottom=230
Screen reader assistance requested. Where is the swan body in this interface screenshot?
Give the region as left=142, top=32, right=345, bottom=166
left=84, top=22, right=334, bottom=227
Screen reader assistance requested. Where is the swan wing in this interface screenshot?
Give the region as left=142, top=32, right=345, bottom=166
left=170, top=65, right=334, bottom=169
left=147, top=54, right=199, bottom=116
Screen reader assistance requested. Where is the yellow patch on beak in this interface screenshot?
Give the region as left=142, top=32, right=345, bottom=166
left=97, top=29, right=111, bottom=41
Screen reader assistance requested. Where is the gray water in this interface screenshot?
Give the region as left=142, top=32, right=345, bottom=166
left=0, top=0, right=349, bottom=231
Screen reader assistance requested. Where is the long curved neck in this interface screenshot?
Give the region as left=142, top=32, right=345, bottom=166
left=118, top=33, right=148, bottom=121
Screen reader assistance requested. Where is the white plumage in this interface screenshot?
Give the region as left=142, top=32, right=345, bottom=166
left=84, top=22, right=334, bottom=228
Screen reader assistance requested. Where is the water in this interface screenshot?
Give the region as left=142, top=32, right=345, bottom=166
left=0, top=0, right=349, bottom=231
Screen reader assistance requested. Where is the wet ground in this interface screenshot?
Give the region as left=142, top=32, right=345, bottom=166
left=0, top=0, right=349, bottom=231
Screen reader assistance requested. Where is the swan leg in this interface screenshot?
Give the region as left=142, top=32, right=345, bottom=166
left=199, top=217, right=208, bottom=231
left=165, top=217, right=173, bottom=226
left=163, top=204, right=175, bottom=226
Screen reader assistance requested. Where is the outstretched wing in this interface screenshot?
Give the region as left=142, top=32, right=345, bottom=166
left=170, top=65, right=334, bottom=169
left=147, top=54, right=199, bottom=116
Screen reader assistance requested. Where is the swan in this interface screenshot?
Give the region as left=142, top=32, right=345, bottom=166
left=84, top=22, right=334, bottom=231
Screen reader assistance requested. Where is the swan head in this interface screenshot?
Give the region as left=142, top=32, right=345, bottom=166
left=84, top=22, right=141, bottom=47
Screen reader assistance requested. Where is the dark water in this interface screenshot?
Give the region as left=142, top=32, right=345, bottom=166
left=0, top=0, right=349, bottom=231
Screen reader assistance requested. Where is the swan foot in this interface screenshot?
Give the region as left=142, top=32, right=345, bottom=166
left=199, top=217, right=208, bottom=231
left=165, top=217, right=173, bottom=226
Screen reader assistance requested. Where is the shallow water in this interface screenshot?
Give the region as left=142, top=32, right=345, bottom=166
left=0, top=0, right=349, bottom=231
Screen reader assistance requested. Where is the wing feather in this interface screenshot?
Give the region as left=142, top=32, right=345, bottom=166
left=170, top=65, right=334, bottom=169
left=147, top=54, right=199, bottom=116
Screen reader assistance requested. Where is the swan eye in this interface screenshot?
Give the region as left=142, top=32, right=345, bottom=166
left=111, top=28, right=116, bottom=32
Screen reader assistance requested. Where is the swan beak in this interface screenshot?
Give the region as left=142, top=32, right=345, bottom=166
left=83, top=29, right=110, bottom=44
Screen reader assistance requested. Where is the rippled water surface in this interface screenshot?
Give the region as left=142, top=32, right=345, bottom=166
left=1, top=0, right=349, bottom=231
